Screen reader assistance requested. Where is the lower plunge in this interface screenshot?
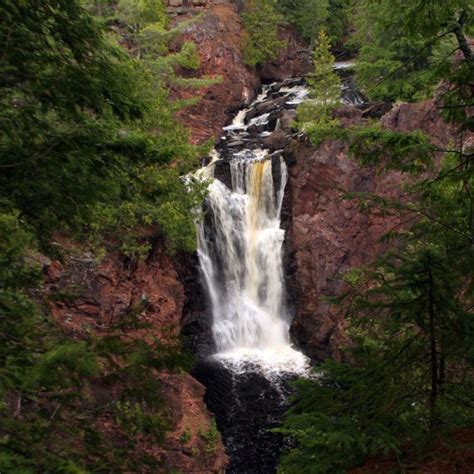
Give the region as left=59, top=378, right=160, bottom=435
left=192, top=360, right=297, bottom=474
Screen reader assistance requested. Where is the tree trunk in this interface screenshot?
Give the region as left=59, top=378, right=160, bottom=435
left=453, top=12, right=473, bottom=61
left=439, top=351, right=446, bottom=396
left=428, top=265, right=438, bottom=430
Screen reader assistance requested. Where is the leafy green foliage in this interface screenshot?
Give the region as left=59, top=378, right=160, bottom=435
left=279, top=242, right=474, bottom=472
left=348, top=124, right=437, bottom=174
left=1, top=0, right=207, bottom=255
left=277, top=363, right=413, bottom=473
left=199, top=419, right=219, bottom=454
left=296, top=31, right=342, bottom=146
left=117, top=0, right=168, bottom=34
left=116, top=0, right=220, bottom=89
left=276, top=0, right=350, bottom=45
left=382, top=0, right=473, bottom=40
left=439, top=59, right=474, bottom=130
left=31, top=342, right=100, bottom=390
left=326, top=0, right=351, bottom=47
left=277, top=0, right=329, bottom=43
left=115, top=400, right=168, bottom=441
left=0, top=210, right=40, bottom=395
left=280, top=2, right=473, bottom=471
left=242, top=0, right=286, bottom=67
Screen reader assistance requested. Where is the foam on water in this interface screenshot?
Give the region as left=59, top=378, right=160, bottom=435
left=213, top=347, right=310, bottom=379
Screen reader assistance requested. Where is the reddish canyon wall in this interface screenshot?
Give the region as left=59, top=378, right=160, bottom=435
left=39, top=3, right=309, bottom=470
left=45, top=238, right=228, bottom=472
left=286, top=101, right=456, bottom=361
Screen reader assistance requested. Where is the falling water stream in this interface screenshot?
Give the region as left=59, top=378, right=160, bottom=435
left=192, top=68, right=365, bottom=473
left=197, top=147, right=308, bottom=374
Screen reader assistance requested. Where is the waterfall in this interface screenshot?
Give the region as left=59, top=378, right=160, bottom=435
left=196, top=83, right=309, bottom=375
left=192, top=74, right=363, bottom=472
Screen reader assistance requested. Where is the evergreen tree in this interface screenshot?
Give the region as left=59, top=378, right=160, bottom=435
left=0, top=1, right=201, bottom=470
left=326, top=0, right=351, bottom=48
left=277, top=0, right=329, bottom=44
left=277, top=131, right=474, bottom=471
left=296, top=30, right=342, bottom=146
left=278, top=207, right=474, bottom=472
left=116, top=0, right=219, bottom=89
left=279, top=1, right=473, bottom=471
left=276, top=0, right=350, bottom=46
left=242, top=0, right=286, bottom=67
left=353, top=0, right=473, bottom=102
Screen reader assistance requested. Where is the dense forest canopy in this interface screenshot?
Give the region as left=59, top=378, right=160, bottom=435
left=0, top=0, right=473, bottom=472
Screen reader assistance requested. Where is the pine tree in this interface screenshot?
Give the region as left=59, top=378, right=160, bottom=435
left=276, top=0, right=350, bottom=45
left=242, top=0, right=286, bottom=67
left=278, top=1, right=473, bottom=471
left=296, top=30, right=342, bottom=146
left=353, top=0, right=473, bottom=102
left=0, top=1, right=201, bottom=470
left=277, top=0, right=329, bottom=44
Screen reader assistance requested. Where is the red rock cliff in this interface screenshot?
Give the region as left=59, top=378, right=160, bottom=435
left=45, top=238, right=228, bottom=472
left=286, top=101, right=456, bottom=361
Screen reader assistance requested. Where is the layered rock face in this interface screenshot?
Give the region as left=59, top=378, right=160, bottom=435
left=285, top=100, right=455, bottom=361
left=173, top=3, right=259, bottom=144
left=46, top=239, right=184, bottom=340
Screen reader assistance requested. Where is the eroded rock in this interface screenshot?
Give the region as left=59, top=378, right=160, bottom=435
left=44, top=237, right=227, bottom=473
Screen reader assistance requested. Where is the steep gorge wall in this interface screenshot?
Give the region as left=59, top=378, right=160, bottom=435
left=284, top=101, right=456, bottom=361
left=45, top=238, right=228, bottom=472
left=171, top=2, right=310, bottom=143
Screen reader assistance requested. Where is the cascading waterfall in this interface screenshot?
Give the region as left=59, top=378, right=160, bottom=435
left=192, top=70, right=363, bottom=473
left=196, top=71, right=364, bottom=374
left=198, top=151, right=307, bottom=374
left=192, top=80, right=313, bottom=473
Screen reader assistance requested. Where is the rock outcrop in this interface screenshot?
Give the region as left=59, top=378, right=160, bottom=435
left=172, top=2, right=309, bottom=144
left=44, top=238, right=228, bottom=473
left=285, top=100, right=457, bottom=361
left=46, top=238, right=184, bottom=340
left=166, top=0, right=234, bottom=16
left=260, top=26, right=312, bottom=82
left=172, top=3, right=259, bottom=144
